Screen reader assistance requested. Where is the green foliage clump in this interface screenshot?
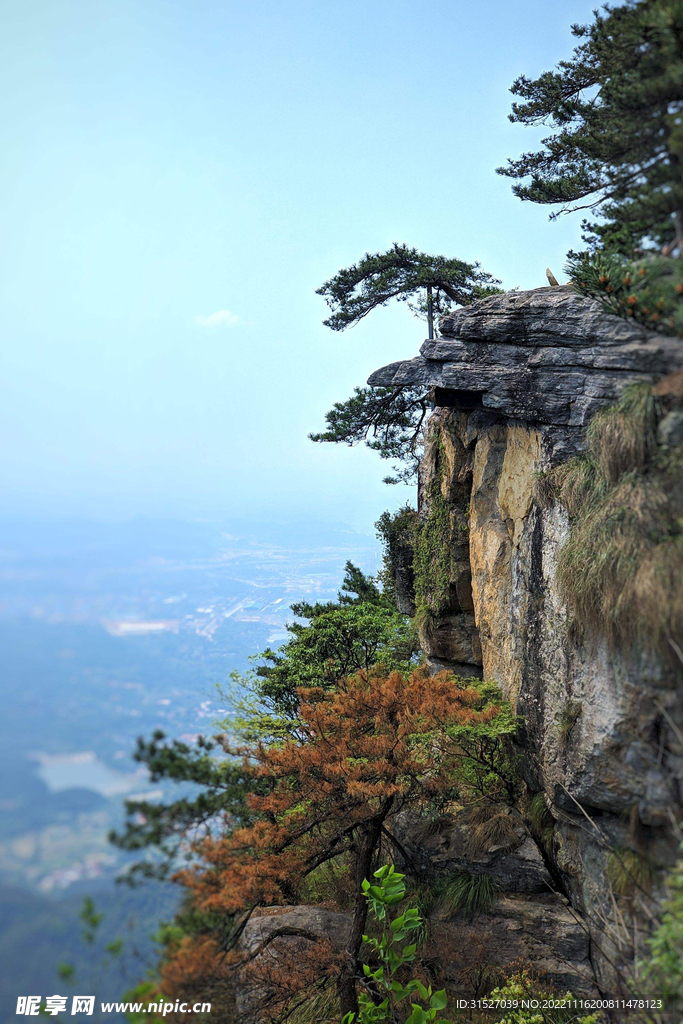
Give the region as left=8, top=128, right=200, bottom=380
left=440, top=680, right=520, bottom=806
left=413, top=491, right=466, bottom=633
left=112, top=562, right=419, bottom=872
left=548, top=382, right=683, bottom=653
left=607, top=847, right=654, bottom=897
left=567, top=251, right=683, bottom=336
left=486, top=970, right=600, bottom=1024
left=639, top=845, right=683, bottom=1010
left=347, top=880, right=602, bottom=1024
left=311, top=245, right=500, bottom=484
left=375, top=504, right=419, bottom=611
left=498, top=0, right=683, bottom=256
left=110, top=731, right=258, bottom=881
left=231, top=561, right=420, bottom=739
left=316, top=243, right=500, bottom=332
left=310, top=383, right=431, bottom=484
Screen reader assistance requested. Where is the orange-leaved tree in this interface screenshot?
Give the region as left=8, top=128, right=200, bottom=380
left=156, top=666, right=516, bottom=1021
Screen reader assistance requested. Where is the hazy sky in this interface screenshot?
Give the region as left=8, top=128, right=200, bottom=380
left=0, top=0, right=599, bottom=531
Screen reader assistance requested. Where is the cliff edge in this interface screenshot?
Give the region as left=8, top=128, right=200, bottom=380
left=368, top=286, right=683, bottom=997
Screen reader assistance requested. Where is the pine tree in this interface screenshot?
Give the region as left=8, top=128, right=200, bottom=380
left=151, top=667, right=516, bottom=1021
left=309, top=383, right=431, bottom=485
left=311, top=246, right=500, bottom=483
left=499, top=0, right=683, bottom=255
left=316, top=243, right=500, bottom=331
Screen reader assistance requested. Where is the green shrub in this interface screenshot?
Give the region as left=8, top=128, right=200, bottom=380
left=344, top=865, right=451, bottom=1024
left=487, top=970, right=600, bottom=1023
left=375, top=504, right=419, bottom=613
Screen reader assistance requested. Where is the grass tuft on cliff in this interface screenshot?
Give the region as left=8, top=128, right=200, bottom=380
left=527, top=792, right=556, bottom=848
left=463, top=806, right=521, bottom=856
left=548, top=382, right=683, bottom=657
left=284, top=989, right=339, bottom=1024
left=437, top=871, right=500, bottom=919
left=607, top=847, right=654, bottom=898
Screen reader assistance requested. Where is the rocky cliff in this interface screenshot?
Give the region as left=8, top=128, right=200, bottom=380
left=369, top=286, right=683, bottom=998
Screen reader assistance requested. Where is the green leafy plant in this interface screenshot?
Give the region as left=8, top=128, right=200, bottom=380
left=342, top=865, right=452, bottom=1024
left=486, top=970, right=600, bottom=1023
left=639, top=843, right=683, bottom=1010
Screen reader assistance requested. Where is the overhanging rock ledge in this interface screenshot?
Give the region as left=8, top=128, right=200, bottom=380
left=368, top=285, right=683, bottom=450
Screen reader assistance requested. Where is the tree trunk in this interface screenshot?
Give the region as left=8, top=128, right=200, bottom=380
left=337, top=803, right=393, bottom=1019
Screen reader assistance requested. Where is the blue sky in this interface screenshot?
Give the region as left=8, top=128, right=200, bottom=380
left=0, top=0, right=599, bottom=531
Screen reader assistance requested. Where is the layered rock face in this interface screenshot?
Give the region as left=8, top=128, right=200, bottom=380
left=369, top=287, right=683, bottom=996
left=370, top=286, right=683, bottom=444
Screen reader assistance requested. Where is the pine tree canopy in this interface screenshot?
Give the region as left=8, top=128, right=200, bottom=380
left=316, top=242, right=500, bottom=330
left=309, top=383, right=430, bottom=484
left=498, top=0, right=683, bottom=255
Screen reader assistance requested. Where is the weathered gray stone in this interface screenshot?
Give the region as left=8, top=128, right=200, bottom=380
left=240, top=905, right=351, bottom=955
left=657, top=409, right=683, bottom=446
left=427, top=896, right=596, bottom=998
left=237, top=907, right=352, bottom=1021
left=367, top=287, right=683, bottom=430
left=390, top=806, right=598, bottom=997
left=400, top=810, right=553, bottom=894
